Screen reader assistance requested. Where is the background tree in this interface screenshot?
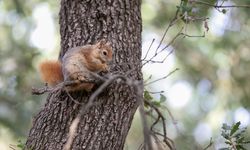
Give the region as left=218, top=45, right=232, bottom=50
left=138, top=0, right=250, bottom=149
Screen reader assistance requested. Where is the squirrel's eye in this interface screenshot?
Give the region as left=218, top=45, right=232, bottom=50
left=102, top=50, right=107, bottom=56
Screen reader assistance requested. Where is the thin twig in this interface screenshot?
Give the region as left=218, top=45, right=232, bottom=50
left=146, top=101, right=166, bottom=134
left=9, top=145, right=16, bottom=150
left=181, top=32, right=206, bottom=38
left=155, top=11, right=185, bottom=54
left=63, top=117, right=80, bottom=150
left=147, top=91, right=164, bottom=94
left=142, top=38, right=155, bottom=61
left=192, top=0, right=250, bottom=8
left=144, top=100, right=175, bottom=150
left=154, top=131, right=176, bottom=150
left=65, top=90, right=84, bottom=105
left=78, top=75, right=123, bottom=116
left=31, top=84, right=54, bottom=95
left=143, top=48, right=174, bottom=64
left=151, top=134, right=166, bottom=150
left=203, top=138, right=213, bottom=150
left=144, top=68, right=179, bottom=86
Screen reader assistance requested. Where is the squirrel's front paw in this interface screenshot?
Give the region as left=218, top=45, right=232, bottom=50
left=77, top=75, right=85, bottom=82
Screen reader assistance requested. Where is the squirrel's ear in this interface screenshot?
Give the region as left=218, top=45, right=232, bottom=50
left=95, top=39, right=107, bottom=48
left=105, top=41, right=111, bottom=47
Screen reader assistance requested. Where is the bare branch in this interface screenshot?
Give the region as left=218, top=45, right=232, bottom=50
left=31, top=84, right=54, bottom=95
left=32, top=69, right=105, bottom=95
left=151, top=134, right=166, bottom=150
left=155, top=10, right=185, bottom=54
left=143, top=47, right=174, bottom=64
left=144, top=68, right=179, bottom=86
left=142, top=38, right=155, bottom=61
left=78, top=75, right=123, bottom=116
left=147, top=91, right=164, bottom=94
left=9, top=145, right=17, bottom=150
left=63, top=117, right=80, bottom=150
left=154, top=131, right=176, bottom=150
left=144, top=99, right=176, bottom=150
left=65, top=90, right=85, bottom=105
left=181, top=32, right=206, bottom=38
left=203, top=138, right=213, bottom=150
left=191, top=0, right=250, bottom=8
left=142, top=33, right=181, bottom=67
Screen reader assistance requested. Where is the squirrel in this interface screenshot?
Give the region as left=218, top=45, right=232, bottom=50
left=39, top=40, right=112, bottom=92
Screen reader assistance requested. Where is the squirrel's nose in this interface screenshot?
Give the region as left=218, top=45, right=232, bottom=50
left=104, top=66, right=110, bottom=72
left=107, top=60, right=112, bottom=66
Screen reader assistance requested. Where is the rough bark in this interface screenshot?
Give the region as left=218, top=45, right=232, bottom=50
left=26, top=0, right=142, bottom=150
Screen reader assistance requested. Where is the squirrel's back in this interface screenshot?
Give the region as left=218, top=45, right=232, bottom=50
left=39, top=60, right=64, bottom=86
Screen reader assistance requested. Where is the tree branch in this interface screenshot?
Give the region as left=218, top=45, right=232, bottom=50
left=191, top=0, right=250, bottom=8
left=144, top=68, right=179, bottom=86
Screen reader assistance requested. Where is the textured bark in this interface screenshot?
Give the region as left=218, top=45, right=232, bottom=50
left=26, top=0, right=142, bottom=150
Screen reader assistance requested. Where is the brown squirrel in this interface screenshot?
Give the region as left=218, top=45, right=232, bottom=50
left=39, top=40, right=112, bottom=92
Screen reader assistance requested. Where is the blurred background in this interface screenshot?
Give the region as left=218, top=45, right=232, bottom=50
left=0, top=0, right=249, bottom=149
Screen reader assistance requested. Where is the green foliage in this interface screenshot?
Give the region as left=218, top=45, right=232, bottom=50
left=160, top=94, right=166, bottom=103
left=17, top=140, right=25, bottom=150
left=222, top=9, right=227, bottom=14
left=143, top=90, right=153, bottom=101
left=144, top=90, right=166, bottom=107
left=220, top=122, right=250, bottom=150
left=177, top=0, right=192, bottom=18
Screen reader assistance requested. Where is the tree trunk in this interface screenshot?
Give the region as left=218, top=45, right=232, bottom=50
left=26, top=0, right=142, bottom=150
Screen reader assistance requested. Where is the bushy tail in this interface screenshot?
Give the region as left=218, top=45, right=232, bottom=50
left=39, top=60, right=63, bottom=86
